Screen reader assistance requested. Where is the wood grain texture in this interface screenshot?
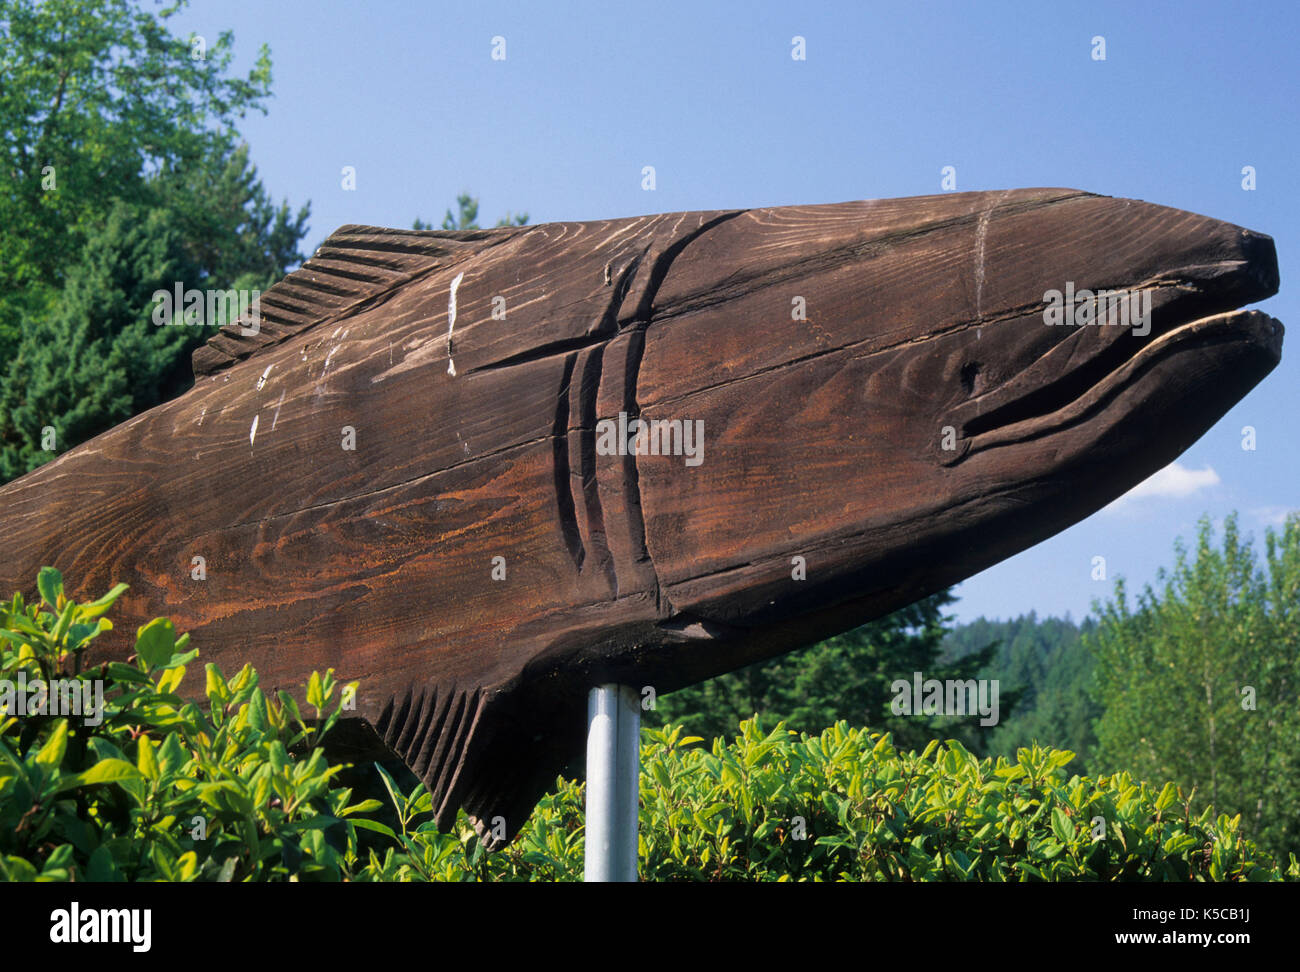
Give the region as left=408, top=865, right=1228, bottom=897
left=0, top=189, right=1282, bottom=846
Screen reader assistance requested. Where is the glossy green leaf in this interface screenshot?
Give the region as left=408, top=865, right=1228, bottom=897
left=135, top=618, right=177, bottom=671
left=36, top=567, right=63, bottom=606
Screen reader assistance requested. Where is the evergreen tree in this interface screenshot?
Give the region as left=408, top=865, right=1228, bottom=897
left=413, top=192, right=529, bottom=231
left=942, top=613, right=1101, bottom=773
left=0, top=0, right=310, bottom=482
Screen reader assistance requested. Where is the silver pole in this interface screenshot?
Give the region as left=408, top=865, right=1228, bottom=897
left=584, top=684, right=640, bottom=881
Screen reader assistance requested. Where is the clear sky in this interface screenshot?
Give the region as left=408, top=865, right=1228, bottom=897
left=170, top=0, right=1299, bottom=625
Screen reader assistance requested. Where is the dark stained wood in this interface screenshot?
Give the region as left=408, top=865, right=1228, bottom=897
left=0, top=189, right=1282, bottom=846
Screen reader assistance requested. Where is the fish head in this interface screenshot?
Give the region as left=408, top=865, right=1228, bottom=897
left=631, top=189, right=1282, bottom=654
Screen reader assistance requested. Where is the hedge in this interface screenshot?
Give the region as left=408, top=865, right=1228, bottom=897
left=2, top=571, right=1294, bottom=881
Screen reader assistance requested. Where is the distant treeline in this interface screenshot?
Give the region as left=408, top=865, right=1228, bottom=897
left=939, top=612, right=1101, bottom=775
left=653, top=598, right=1101, bottom=774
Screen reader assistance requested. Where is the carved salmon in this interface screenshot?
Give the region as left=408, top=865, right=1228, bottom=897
left=0, top=189, right=1282, bottom=846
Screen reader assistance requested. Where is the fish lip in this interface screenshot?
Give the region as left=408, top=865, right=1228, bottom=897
left=939, top=228, right=1281, bottom=463
left=958, top=308, right=1283, bottom=457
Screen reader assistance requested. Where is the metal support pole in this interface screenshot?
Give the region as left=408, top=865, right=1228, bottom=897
left=584, top=684, right=640, bottom=881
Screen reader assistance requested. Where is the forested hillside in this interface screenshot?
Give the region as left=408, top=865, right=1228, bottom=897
left=653, top=601, right=1099, bottom=772
left=940, top=612, right=1101, bottom=775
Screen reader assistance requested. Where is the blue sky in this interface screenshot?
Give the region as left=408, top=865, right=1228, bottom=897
left=171, top=0, right=1299, bottom=625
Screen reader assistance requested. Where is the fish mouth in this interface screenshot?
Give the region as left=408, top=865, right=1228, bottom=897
left=958, top=308, right=1283, bottom=456
left=949, top=230, right=1283, bottom=460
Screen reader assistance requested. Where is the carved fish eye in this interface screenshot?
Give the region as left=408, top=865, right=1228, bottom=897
left=960, top=361, right=983, bottom=396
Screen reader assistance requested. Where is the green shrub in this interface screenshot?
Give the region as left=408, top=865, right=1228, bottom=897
left=3, top=571, right=1295, bottom=881
left=620, top=723, right=1299, bottom=881
left=0, top=567, right=367, bottom=880
left=364, top=721, right=1297, bottom=882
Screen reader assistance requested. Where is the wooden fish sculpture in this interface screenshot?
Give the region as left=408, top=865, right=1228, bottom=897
left=0, top=189, right=1282, bottom=846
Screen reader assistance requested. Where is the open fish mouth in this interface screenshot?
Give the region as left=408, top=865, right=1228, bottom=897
left=950, top=234, right=1283, bottom=460
left=959, top=308, right=1282, bottom=457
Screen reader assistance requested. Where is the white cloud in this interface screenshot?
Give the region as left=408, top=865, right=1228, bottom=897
left=1105, top=462, right=1220, bottom=511
left=1251, top=506, right=1297, bottom=527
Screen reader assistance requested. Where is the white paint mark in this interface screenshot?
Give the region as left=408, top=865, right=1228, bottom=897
left=322, top=344, right=340, bottom=377
left=974, top=210, right=990, bottom=318
left=196, top=407, right=207, bottom=427
left=973, top=190, right=1011, bottom=319
left=271, top=390, right=286, bottom=430
left=256, top=363, right=273, bottom=391
left=249, top=414, right=259, bottom=445
left=447, top=270, right=464, bottom=376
